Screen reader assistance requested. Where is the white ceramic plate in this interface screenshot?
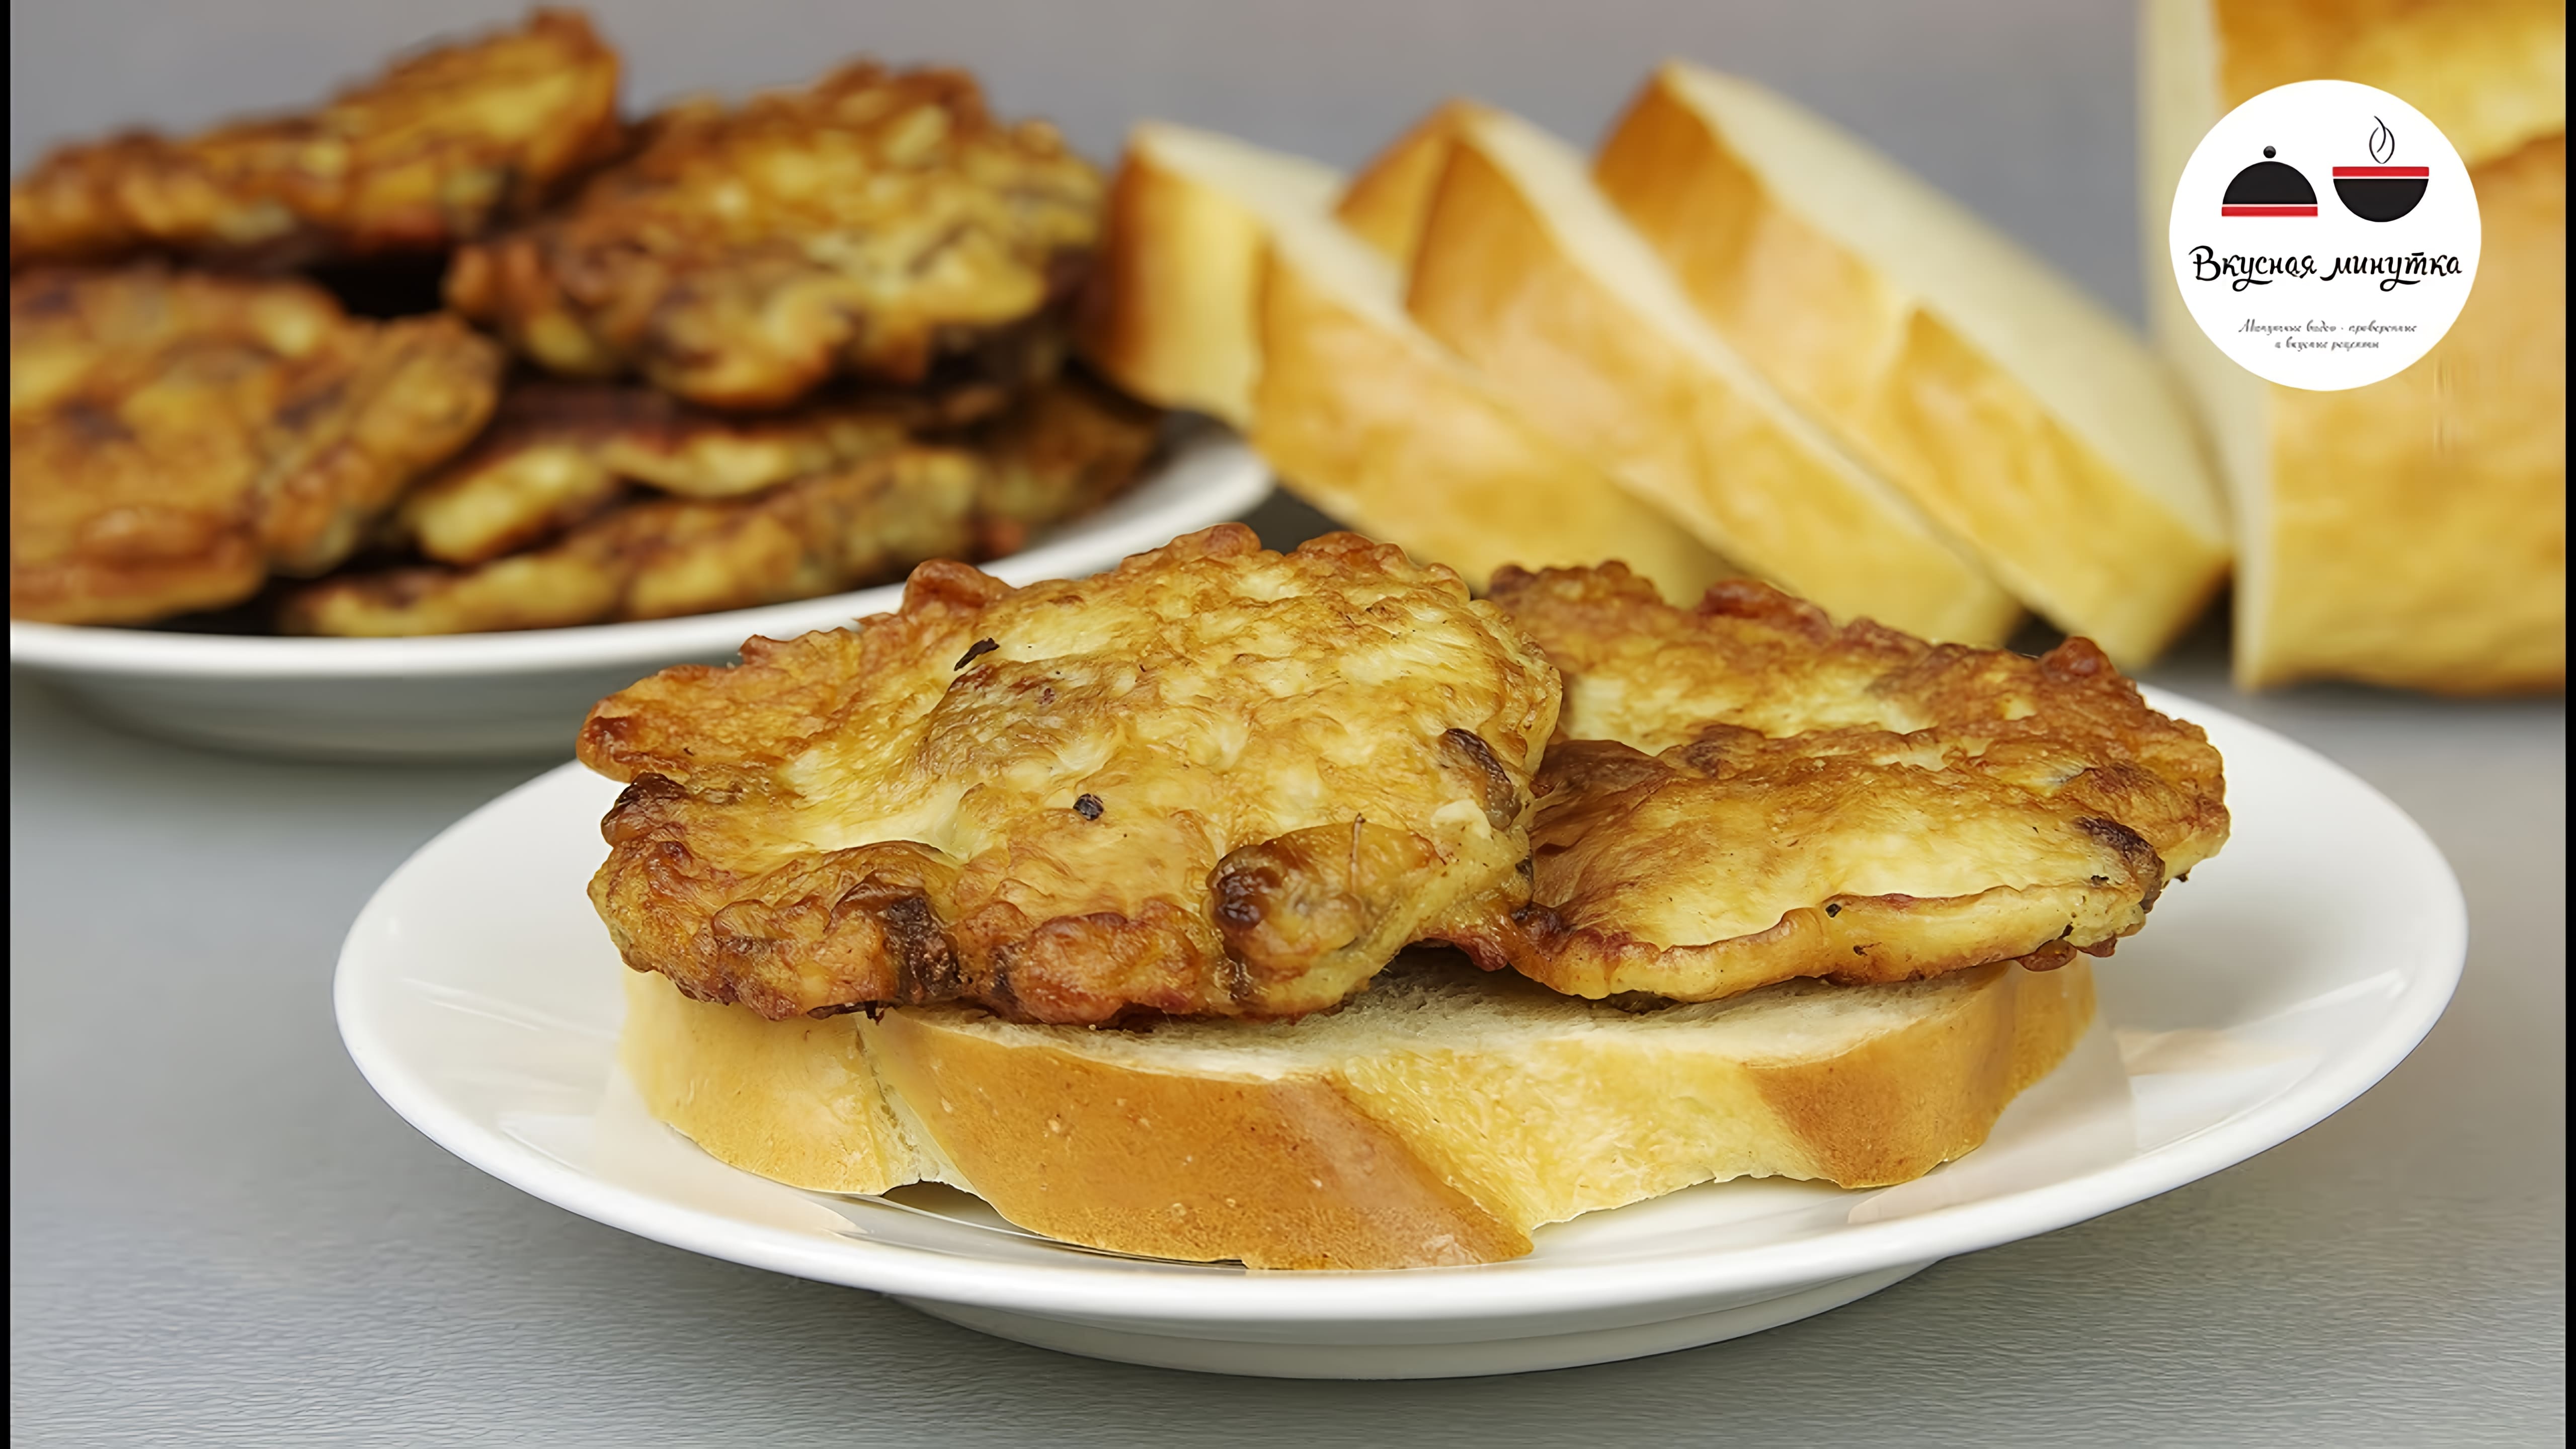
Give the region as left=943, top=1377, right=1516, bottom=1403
left=336, top=690, right=2464, bottom=1379
left=9, top=428, right=1270, bottom=761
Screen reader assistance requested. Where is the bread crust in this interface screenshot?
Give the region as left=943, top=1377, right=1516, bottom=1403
left=1599, top=65, right=2229, bottom=666
left=618, top=954, right=2096, bottom=1268
left=1251, top=223, right=1736, bottom=601
left=1074, top=121, right=1732, bottom=604
left=1332, top=101, right=1488, bottom=269
left=1400, top=108, right=2021, bottom=645
left=1074, top=126, right=1337, bottom=425
left=866, top=1005, right=1531, bottom=1269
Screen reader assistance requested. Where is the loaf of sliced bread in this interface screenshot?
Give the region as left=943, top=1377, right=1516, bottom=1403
left=1079, top=121, right=1731, bottom=600
left=1370, top=104, right=2020, bottom=644
left=2142, top=0, right=2565, bottom=692
left=621, top=954, right=2094, bottom=1270
left=1600, top=63, right=2231, bottom=665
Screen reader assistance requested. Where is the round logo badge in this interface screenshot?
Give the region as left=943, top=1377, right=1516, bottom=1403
left=2169, top=79, right=2480, bottom=391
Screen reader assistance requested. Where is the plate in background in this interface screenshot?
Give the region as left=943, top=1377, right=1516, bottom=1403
left=335, top=690, right=2464, bottom=1378
left=9, top=428, right=1270, bottom=761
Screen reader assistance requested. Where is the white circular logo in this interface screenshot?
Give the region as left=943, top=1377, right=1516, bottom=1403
left=2169, top=79, right=2480, bottom=391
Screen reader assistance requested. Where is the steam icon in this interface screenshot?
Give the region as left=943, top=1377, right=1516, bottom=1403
left=2221, top=146, right=2317, bottom=216
left=2333, top=118, right=2428, bottom=221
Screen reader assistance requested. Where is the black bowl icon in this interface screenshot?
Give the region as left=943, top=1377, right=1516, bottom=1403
left=2336, top=116, right=2429, bottom=222
left=2334, top=172, right=2429, bottom=221
left=2222, top=147, right=2316, bottom=216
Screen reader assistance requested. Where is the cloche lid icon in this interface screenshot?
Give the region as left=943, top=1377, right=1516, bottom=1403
left=2221, top=147, right=2317, bottom=216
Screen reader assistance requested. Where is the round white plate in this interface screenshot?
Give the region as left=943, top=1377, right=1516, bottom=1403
left=10, top=428, right=1270, bottom=761
left=336, top=690, right=2464, bottom=1379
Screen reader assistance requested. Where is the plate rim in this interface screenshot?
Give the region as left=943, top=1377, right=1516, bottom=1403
left=335, top=686, right=2467, bottom=1326
left=10, top=432, right=1270, bottom=681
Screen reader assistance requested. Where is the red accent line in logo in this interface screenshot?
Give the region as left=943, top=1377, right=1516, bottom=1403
left=2220, top=204, right=2318, bottom=216
left=2331, top=167, right=2429, bottom=177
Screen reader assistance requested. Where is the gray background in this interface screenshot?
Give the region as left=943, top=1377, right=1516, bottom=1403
left=10, top=2, right=2565, bottom=1444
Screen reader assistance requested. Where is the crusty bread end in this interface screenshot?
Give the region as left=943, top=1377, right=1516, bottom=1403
left=2142, top=1, right=2566, bottom=693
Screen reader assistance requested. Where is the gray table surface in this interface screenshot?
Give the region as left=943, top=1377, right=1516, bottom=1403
left=10, top=2, right=2567, bottom=1443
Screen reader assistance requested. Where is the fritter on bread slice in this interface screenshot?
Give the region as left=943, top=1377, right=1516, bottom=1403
left=9, top=266, right=501, bottom=624
left=576, top=526, right=1561, bottom=1025
left=1448, top=565, right=2228, bottom=1002
left=444, top=61, right=1101, bottom=408
left=388, top=377, right=1008, bottom=566
left=288, top=371, right=1158, bottom=634
left=10, top=10, right=621, bottom=268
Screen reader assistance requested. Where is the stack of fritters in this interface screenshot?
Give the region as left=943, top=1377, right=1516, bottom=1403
left=9, top=10, right=1152, bottom=636
left=445, top=59, right=1103, bottom=408
left=10, top=10, right=621, bottom=270
left=9, top=266, right=503, bottom=624
left=579, top=527, right=2226, bottom=1027
left=281, top=372, right=1153, bottom=635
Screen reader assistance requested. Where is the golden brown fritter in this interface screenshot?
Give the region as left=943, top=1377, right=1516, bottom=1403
left=444, top=61, right=1101, bottom=408
left=281, top=371, right=1159, bottom=635
left=388, top=377, right=1009, bottom=566
left=9, top=266, right=502, bottom=624
left=282, top=445, right=983, bottom=635
left=10, top=11, right=622, bottom=269
left=1446, top=565, right=2229, bottom=1002
left=575, top=526, right=1561, bottom=1025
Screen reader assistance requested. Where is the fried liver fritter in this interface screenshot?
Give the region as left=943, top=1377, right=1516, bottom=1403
left=1445, top=565, right=2228, bottom=1002
left=9, top=266, right=501, bottom=624
left=575, top=526, right=1561, bottom=1025
left=10, top=10, right=621, bottom=268
left=445, top=61, right=1101, bottom=408
left=282, top=445, right=982, bottom=635
left=388, top=377, right=1008, bottom=566
left=281, top=371, right=1158, bottom=635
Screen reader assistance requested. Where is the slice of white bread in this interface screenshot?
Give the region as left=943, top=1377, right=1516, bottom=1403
left=1076, top=121, right=1343, bottom=427
left=1078, top=121, right=1732, bottom=600
left=1335, top=100, right=1476, bottom=272
left=1370, top=104, right=2021, bottom=645
left=621, top=954, right=2095, bottom=1270
left=2143, top=0, right=2566, bottom=692
left=1252, top=185, right=1734, bottom=599
left=1599, top=63, right=2232, bottom=666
